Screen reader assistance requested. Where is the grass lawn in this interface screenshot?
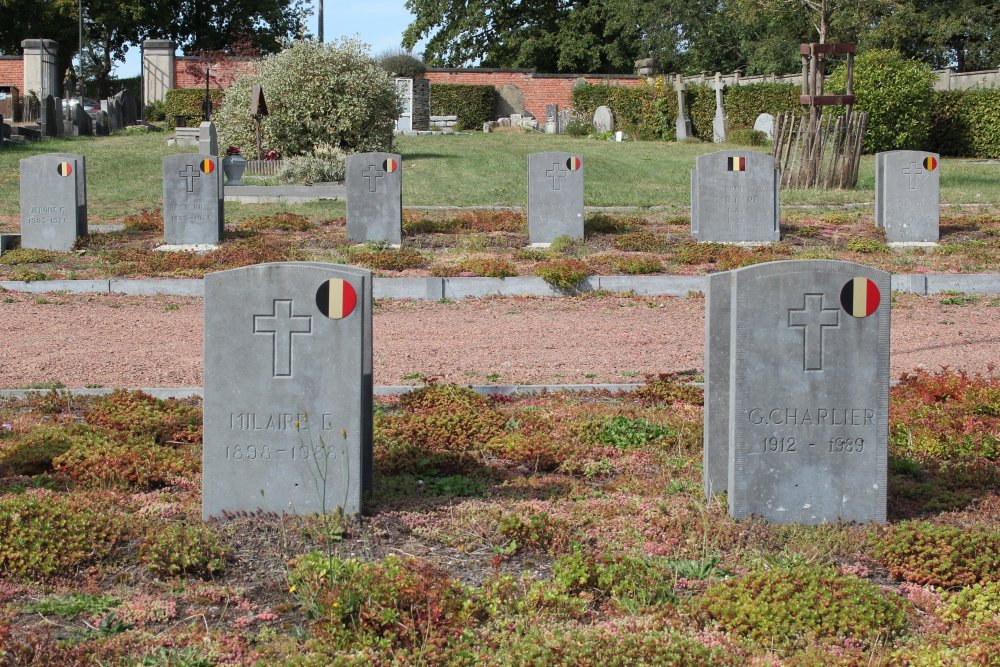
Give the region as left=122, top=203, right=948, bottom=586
left=2, top=130, right=999, bottom=226
left=0, top=374, right=997, bottom=663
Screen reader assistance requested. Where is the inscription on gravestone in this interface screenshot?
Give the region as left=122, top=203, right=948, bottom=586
left=721, top=260, right=889, bottom=524
left=19, top=153, right=85, bottom=250
left=527, top=152, right=584, bottom=244
left=875, top=150, right=940, bottom=243
left=203, top=262, right=371, bottom=518
left=162, top=154, right=223, bottom=245
left=691, top=150, right=779, bottom=243
left=346, top=152, right=402, bottom=245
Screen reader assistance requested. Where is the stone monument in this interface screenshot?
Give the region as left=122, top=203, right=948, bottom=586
left=346, top=152, right=403, bottom=245
left=875, top=150, right=940, bottom=244
left=19, top=153, right=87, bottom=250
left=162, top=154, right=223, bottom=245
left=527, top=152, right=585, bottom=244
left=712, top=73, right=728, bottom=143
left=691, top=150, right=779, bottom=243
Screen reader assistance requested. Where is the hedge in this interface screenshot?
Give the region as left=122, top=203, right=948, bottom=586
left=572, top=82, right=669, bottom=140
left=430, top=84, right=495, bottom=129
left=929, top=89, right=1000, bottom=159
left=164, top=88, right=224, bottom=130
left=723, top=83, right=801, bottom=130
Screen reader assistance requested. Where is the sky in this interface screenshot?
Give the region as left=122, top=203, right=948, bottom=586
left=116, top=0, right=418, bottom=77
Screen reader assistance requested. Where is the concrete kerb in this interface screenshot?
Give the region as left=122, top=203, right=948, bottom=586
left=0, top=384, right=652, bottom=401
left=4, top=274, right=1000, bottom=299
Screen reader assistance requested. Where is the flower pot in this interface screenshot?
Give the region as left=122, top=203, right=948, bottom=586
left=222, top=154, right=248, bottom=186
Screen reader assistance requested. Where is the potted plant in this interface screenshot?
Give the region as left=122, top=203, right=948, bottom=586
left=221, top=145, right=248, bottom=186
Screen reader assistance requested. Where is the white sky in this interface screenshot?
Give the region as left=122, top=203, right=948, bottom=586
left=116, top=0, right=419, bottom=77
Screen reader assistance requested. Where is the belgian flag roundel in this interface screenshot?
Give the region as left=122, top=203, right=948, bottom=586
left=200, top=159, right=215, bottom=174
left=566, top=156, right=582, bottom=171
left=840, top=277, right=880, bottom=318
left=382, top=158, right=398, bottom=173
left=316, top=278, right=357, bottom=320
left=923, top=156, right=938, bottom=171
left=56, top=162, right=73, bottom=177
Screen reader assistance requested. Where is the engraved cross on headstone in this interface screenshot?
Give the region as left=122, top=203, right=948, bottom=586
left=362, top=164, right=385, bottom=193
left=546, top=163, right=567, bottom=191
left=179, top=164, right=201, bottom=193
left=253, top=299, right=313, bottom=377
left=902, top=161, right=923, bottom=190
left=788, top=293, right=840, bottom=371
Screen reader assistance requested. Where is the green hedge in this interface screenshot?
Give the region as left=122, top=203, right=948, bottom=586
left=164, top=88, right=225, bottom=130
left=430, top=84, right=495, bottom=129
left=723, top=83, right=801, bottom=130
left=571, top=82, right=669, bottom=140
left=929, top=89, right=1000, bottom=159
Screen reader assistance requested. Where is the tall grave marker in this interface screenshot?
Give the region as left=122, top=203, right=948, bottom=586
left=346, top=152, right=402, bottom=245
left=527, top=152, right=584, bottom=244
left=19, top=153, right=87, bottom=250
left=162, top=154, right=223, bottom=245
left=691, top=150, right=779, bottom=243
left=704, top=260, right=889, bottom=524
left=203, top=262, right=371, bottom=518
left=875, top=150, right=940, bottom=243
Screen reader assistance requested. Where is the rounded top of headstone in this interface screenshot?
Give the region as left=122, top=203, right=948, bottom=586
left=572, top=77, right=589, bottom=89
left=593, top=106, right=615, bottom=132
left=752, top=113, right=775, bottom=139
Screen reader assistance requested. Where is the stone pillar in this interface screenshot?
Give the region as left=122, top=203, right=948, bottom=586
left=675, top=74, right=692, bottom=141
left=21, top=39, right=60, bottom=100
left=143, top=40, right=176, bottom=107
left=712, top=72, right=728, bottom=143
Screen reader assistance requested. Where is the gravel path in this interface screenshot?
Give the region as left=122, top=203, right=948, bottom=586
left=1, top=292, right=998, bottom=388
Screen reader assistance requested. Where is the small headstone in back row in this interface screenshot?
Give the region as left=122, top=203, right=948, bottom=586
left=346, top=152, right=402, bottom=245
left=203, top=262, right=371, bottom=518
left=162, top=154, right=223, bottom=245
left=875, top=150, right=940, bottom=244
left=19, top=153, right=87, bottom=250
left=691, top=150, right=779, bottom=243
left=753, top=113, right=775, bottom=140
left=704, top=260, right=889, bottom=524
left=527, top=152, right=584, bottom=244
left=592, top=106, right=615, bottom=132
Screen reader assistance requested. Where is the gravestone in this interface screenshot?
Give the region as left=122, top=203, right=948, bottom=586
left=675, top=76, right=692, bottom=141
left=495, top=84, right=526, bottom=118
left=527, top=152, right=585, bottom=244
left=545, top=104, right=559, bottom=134
left=162, top=154, right=223, bottom=245
left=691, top=150, right=779, bottom=243
left=198, top=121, right=218, bottom=157
left=346, top=152, right=402, bottom=245
left=593, top=106, right=615, bottom=132
left=753, top=113, right=775, bottom=140
left=712, top=73, right=728, bottom=143
left=19, top=153, right=85, bottom=250
left=40, top=95, right=57, bottom=137
left=53, top=97, right=64, bottom=136
left=718, top=260, right=890, bottom=524
left=93, top=111, right=109, bottom=136
left=703, top=272, right=731, bottom=497
left=72, top=103, right=92, bottom=136
left=203, top=262, right=371, bottom=518
left=875, top=150, right=940, bottom=243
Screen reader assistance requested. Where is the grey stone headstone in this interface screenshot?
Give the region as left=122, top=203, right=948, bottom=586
left=19, top=154, right=83, bottom=250
left=346, top=152, right=402, bottom=245
left=753, top=113, right=775, bottom=140
left=712, top=79, right=728, bottom=143
left=162, top=154, right=223, bottom=245
left=203, top=262, right=371, bottom=518
left=675, top=80, right=692, bottom=141
left=875, top=150, right=940, bottom=243
left=527, top=152, right=585, bottom=244
left=53, top=98, right=64, bottom=136
left=593, top=105, right=615, bottom=132
left=40, top=95, right=57, bottom=137
left=44, top=152, right=88, bottom=236
left=72, top=104, right=91, bottom=136
left=703, top=271, right=731, bottom=497
left=198, top=121, right=218, bottom=157
left=495, top=84, right=526, bottom=118
left=726, top=260, right=889, bottom=524
left=691, top=150, right=779, bottom=243
left=93, top=111, right=109, bottom=136
left=545, top=104, right=559, bottom=134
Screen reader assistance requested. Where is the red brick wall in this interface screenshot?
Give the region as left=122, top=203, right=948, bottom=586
left=424, top=68, right=644, bottom=120
left=0, top=57, right=24, bottom=90
left=173, top=58, right=254, bottom=90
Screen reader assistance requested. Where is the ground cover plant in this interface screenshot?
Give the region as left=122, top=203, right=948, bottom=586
left=0, top=370, right=997, bottom=663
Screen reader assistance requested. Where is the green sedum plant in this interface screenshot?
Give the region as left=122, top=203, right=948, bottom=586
left=534, top=259, right=590, bottom=290
left=140, top=522, right=228, bottom=578
left=877, top=521, right=1000, bottom=587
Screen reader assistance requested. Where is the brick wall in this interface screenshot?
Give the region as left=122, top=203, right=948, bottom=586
left=0, top=56, right=24, bottom=90
left=173, top=58, right=254, bottom=90
left=424, top=68, right=644, bottom=121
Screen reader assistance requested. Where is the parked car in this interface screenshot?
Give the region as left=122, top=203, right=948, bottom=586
left=62, top=97, right=100, bottom=112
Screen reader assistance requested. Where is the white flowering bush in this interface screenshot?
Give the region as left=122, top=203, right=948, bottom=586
left=215, top=39, right=401, bottom=162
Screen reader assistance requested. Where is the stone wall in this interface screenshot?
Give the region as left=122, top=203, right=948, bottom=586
left=0, top=56, right=24, bottom=90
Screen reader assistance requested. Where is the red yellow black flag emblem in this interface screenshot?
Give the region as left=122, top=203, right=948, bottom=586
left=727, top=156, right=746, bottom=172
left=566, top=156, right=582, bottom=171
left=382, top=158, right=398, bottom=173
left=923, top=156, right=938, bottom=171
left=56, top=162, right=73, bottom=177
left=200, top=159, right=215, bottom=174
left=316, top=278, right=357, bottom=320
left=840, top=277, right=880, bottom=318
